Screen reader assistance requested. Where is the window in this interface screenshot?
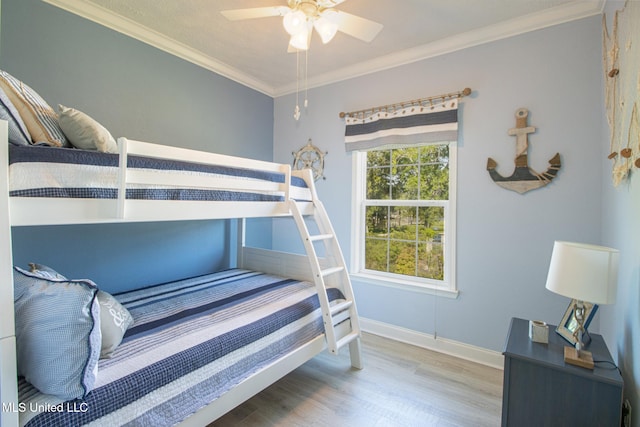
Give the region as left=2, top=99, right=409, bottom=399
left=351, top=142, right=457, bottom=295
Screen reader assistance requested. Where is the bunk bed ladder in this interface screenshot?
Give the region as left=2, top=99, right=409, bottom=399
left=288, top=199, right=361, bottom=360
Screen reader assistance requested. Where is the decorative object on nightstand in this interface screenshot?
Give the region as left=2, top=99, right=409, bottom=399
left=545, top=241, right=619, bottom=369
left=528, top=320, right=549, bottom=344
left=556, top=299, right=597, bottom=347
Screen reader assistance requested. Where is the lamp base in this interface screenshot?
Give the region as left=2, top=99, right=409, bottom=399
left=564, top=346, right=594, bottom=369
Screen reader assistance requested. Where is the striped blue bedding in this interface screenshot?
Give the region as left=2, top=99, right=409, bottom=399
left=8, top=145, right=311, bottom=202
left=18, top=269, right=341, bottom=427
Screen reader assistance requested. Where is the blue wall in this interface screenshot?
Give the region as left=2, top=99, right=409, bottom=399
left=1, top=0, right=274, bottom=292
left=274, top=16, right=605, bottom=352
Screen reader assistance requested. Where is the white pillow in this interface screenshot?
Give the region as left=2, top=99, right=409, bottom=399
left=97, top=290, right=133, bottom=358
left=58, top=104, right=118, bottom=153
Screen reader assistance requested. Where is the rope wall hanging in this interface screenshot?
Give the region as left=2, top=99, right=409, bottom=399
left=603, top=1, right=640, bottom=186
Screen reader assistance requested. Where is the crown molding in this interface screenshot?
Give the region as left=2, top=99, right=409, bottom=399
left=42, top=0, right=277, bottom=96
left=275, top=0, right=606, bottom=95
left=43, top=0, right=604, bottom=98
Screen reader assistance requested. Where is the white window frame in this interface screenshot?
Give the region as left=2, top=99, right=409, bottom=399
left=350, top=141, right=458, bottom=298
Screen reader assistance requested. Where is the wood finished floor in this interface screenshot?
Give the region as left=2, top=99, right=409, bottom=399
left=211, top=333, right=503, bottom=427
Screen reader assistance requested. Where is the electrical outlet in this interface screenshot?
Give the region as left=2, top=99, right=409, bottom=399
left=622, top=399, right=632, bottom=427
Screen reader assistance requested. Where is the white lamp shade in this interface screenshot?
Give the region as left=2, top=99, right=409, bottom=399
left=545, top=241, right=619, bottom=304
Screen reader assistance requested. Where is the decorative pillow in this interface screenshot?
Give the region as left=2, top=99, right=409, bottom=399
left=0, top=88, right=32, bottom=146
left=97, top=290, right=133, bottom=358
left=58, top=105, right=118, bottom=153
left=13, top=266, right=101, bottom=400
left=27, top=263, right=133, bottom=359
left=0, top=70, right=69, bottom=147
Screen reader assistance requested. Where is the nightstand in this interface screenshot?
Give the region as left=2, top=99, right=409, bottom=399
left=501, top=317, right=623, bottom=427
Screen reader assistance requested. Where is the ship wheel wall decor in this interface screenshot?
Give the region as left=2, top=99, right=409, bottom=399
left=486, top=108, right=561, bottom=194
left=292, top=138, right=327, bottom=181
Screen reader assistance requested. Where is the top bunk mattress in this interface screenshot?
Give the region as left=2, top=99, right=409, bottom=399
left=8, top=144, right=311, bottom=203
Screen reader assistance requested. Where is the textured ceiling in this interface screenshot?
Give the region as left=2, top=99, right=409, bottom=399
left=44, top=0, right=605, bottom=96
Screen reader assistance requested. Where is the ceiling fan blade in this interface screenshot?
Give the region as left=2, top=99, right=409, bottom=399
left=221, top=6, right=289, bottom=21
left=334, top=11, right=383, bottom=42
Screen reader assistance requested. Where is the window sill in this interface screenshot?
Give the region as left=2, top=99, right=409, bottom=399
left=350, top=272, right=459, bottom=299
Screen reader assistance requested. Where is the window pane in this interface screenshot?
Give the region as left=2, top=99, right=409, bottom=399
left=392, top=147, right=419, bottom=166
left=391, top=165, right=418, bottom=200
left=365, top=238, right=388, bottom=272
left=389, top=241, right=416, bottom=276
left=389, top=206, right=417, bottom=238
left=417, top=206, right=444, bottom=280
left=420, top=162, right=449, bottom=200
left=367, top=166, right=390, bottom=199
left=417, top=206, right=444, bottom=241
left=367, top=149, right=390, bottom=167
left=420, top=144, right=448, bottom=164
left=366, top=206, right=388, bottom=238
left=418, top=241, right=444, bottom=280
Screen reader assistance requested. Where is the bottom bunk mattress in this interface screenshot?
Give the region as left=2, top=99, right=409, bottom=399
left=18, top=269, right=343, bottom=427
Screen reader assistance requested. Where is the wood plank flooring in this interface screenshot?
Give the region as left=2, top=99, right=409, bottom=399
left=212, top=333, right=503, bottom=426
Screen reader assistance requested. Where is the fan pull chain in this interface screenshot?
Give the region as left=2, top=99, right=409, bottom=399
left=294, top=49, right=301, bottom=121
left=304, top=49, right=309, bottom=109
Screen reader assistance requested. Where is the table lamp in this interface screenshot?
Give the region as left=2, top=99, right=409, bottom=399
left=545, top=241, right=619, bottom=369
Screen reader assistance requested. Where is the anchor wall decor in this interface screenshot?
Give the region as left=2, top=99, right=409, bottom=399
left=487, top=108, right=561, bottom=194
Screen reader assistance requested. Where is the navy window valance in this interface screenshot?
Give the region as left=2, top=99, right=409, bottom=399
left=344, top=99, right=458, bottom=152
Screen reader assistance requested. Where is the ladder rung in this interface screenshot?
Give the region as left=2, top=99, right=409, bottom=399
left=331, top=308, right=351, bottom=326
left=309, top=233, right=334, bottom=242
left=335, top=332, right=360, bottom=350
left=329, top=300, right=353, bottom=316
left=321, top=266, right=344, bottom=277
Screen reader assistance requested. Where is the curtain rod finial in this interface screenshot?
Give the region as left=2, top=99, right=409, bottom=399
left=462, top=88, right=472, bottom=96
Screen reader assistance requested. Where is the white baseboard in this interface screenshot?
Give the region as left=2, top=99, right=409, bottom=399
left=360, top=317, right=504, bottom=370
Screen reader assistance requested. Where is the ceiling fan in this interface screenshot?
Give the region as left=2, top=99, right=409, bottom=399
left=221, top=0, right=383, bottom=51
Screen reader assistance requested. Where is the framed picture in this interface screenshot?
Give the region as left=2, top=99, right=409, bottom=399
left=555, top=299, right=598, bottom=346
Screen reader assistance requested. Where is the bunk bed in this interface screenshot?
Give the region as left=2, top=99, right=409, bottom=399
left=0, top=120, right=362, bottom=427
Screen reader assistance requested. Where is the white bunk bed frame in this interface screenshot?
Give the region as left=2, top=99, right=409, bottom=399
left=0, top=121, right=362, bottom=427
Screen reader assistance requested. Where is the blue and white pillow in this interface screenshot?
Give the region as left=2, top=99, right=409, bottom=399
left=13, top=266, right=101, bottom=400
left=26, top=263, right=133, bottom=359
left=0, top=87, right=32, bottom=146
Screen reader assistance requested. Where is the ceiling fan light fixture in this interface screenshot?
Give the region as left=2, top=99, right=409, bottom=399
left=283, top=9, right=307, bottom=35
left=289, top=27, right=311, bottom=50
left=314, top=12, right=338, bottom=44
